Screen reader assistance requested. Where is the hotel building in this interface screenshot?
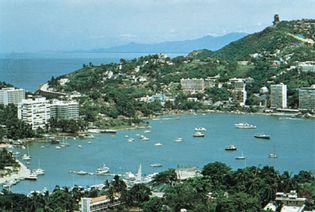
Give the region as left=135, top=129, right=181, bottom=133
left=270, top=83, right=287, bottom=109
left=0, top=87, right=25, bottom=105
left=18, top=97, right=50, bottom=130
left=50, top=100, right=79, bottom=120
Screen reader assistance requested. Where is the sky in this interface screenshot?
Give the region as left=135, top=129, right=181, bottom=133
left=0, top=0, right=314, bottom=52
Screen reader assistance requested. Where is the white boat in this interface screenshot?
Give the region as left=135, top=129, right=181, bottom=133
left=34, top=160, right=45, bottom=175
left=22, top=145, right=31, bottom=160
left=22, top=154, right=31, bottom=161
left=127, top=138, right=134, bottom=142
left=142, top=137, right=149, bottom=141
left=140, top=135, right=149, bottom=141
left=124, top=135, right=129, bottom=138
left=124, top=171, right=136, bottom=180
left=175, top=137, right=183, bottom=143
left=96, top=164, right=110, bottom=175
left=25, top=173, right=38, bottom=180
left=194, top=127, right=206, bottom=131
left=193, top=131, right=205, bottom=137
left=78, top=145, right=82, bottom=148
left=33, top=168, right=45, bottom=176
left=225, top=145, right=237, bottom=151
left=55, top=146, right=61, bottom=149
left=155, top=143, right=163, bottom=147
left=235, top=122, right=256, bottom=129
left=254, top=134, right=271, bottom=139
left=87, top=141, right=92, bottom=144
left=76, top=170, right=88, bottom=175
left=150, top=163, right=162, bottom=167
left=144, top=130, right=151, bottom=133
left=268, top=153, right=278, bottom=159
left=235, top=152, right=246, bottom=160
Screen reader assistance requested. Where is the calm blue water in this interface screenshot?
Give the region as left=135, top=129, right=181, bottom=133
left=10, top=113, right=315, bottom=194
left=1, top=53, right=314, bottom=193
left=0, top=52, right=182, bottom=91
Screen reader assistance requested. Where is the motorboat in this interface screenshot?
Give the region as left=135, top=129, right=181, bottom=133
left=25, top=173, right=38, bottom=180
left=268, top=153, right=278, bottom=159
left=96, top=164, right=110, bottom=175
left=193, top=131, right=205, bottom=137
left=76, top=170, right=88, bottom=175
left=194, top=127, right=207, bottom=131
left=225, top=145, right=237, bottom=151
left=22, top=154, right=31, bottom=161
left=150, top=163, right=162, bottom=167
left=155, top=143, right=163, bottom=147
left=55, top=146, right=61, bottom=149
left=254, top=134, right=271, bottom=139
left=127, top=138, right=134, bottom=142
left=235, top=123, right=256, bottom=129
left=33, top=168, right=45, bottom=176
left=140, top=135, right=149, bottom=141
left=175, top=137, right=183, bottom=143
left=100, top=129, right=117, bottom=134
left=78, top=145, right=82, bottom=148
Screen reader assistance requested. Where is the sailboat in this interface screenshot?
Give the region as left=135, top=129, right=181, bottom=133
left=268, top=143, right=278, bottom=159
left=235, top=151, right=246, bottom=160
left=33, top=160, right=45, bottom=175
left=22, top=145, right=31, bottom=161
left=135, top=164, right=142, bottom=183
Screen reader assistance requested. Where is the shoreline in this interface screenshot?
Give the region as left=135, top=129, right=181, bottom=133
left=1, top=109, right=313, bottom=146
left=0, top=160, right=31, bottom=185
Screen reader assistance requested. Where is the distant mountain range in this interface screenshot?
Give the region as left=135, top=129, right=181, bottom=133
left=87, top=32, right=247, bottom=53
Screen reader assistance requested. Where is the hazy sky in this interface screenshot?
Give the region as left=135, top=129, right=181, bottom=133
left=0, top=0, right=314, bottom=52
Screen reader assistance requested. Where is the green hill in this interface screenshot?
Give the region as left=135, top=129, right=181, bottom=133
left=190, top=19, right=315, bottom=60
left=44, top=19, right=315, bottom=126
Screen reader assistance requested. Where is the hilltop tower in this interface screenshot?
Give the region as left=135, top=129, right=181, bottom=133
left=273, top=14, right=280, bottom=25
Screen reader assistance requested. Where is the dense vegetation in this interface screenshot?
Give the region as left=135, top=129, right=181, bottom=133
left=0, top=104, right=34, bottom=140
left=0, top=148, right=19, bottom=170
left=1, top=162, right=314, bottom=211
left=44, top=19, right=315, bottom=125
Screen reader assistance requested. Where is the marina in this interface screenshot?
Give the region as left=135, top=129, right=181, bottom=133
left=6, top=113, right=315, bottom=194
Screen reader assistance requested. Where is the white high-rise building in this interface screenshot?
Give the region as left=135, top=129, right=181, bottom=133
left=50, top=100, right=79, bottom=120
left=270, top=83, right=287, bottom=109
left=229, top=78, right=247, bottom=106
left=18, top=97, right=50, bottom=130
left=0, top=87, right=25, bottom=105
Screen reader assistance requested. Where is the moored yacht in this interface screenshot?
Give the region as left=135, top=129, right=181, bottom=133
left=96, top=164, right=110, bottom=175
left=194, top=127, right=207, bottom=132
left=235, top=122, right=256, bottom=129
left=268, top=153, right=278, bottom=159
left=25, top=172, right=38, bottom=180
left=193, top=131, right=205, bottom=137
left=22, top=154, right=31, bottom=161
left=225, top=145, right=237, bottom=151
left=254, top=133, right=271, bottom=139
left=150, top=163, right=162, bottom=167
left=175, top=137, right=183, bottom=143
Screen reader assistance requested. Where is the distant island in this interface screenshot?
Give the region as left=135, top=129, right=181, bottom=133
left=81, top=32, right=247, bottom=53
